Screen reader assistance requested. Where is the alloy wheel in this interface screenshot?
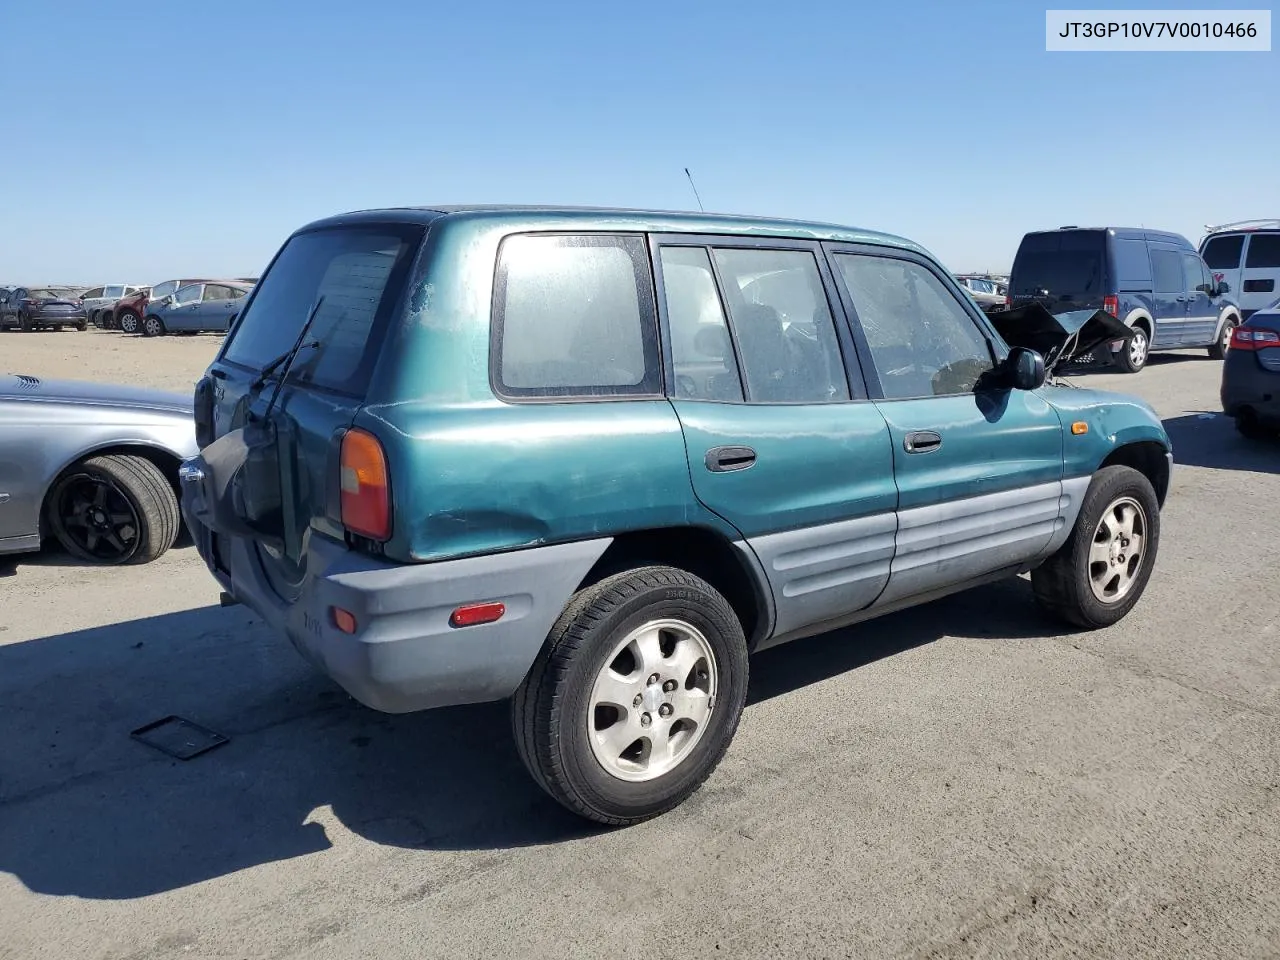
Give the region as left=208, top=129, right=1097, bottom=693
left=587, top=618, right=717, bottom=782
left=52, top=474, right=142, bottom=562
left=1088, top=496, right=1148, bottom=604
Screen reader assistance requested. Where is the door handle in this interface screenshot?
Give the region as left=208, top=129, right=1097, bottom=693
left=705, top=445, right=757, bottom=472
left=904, top=430, right=942, bottom=454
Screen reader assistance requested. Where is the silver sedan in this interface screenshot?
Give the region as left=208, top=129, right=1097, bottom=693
left=0, top=374, right=197, bottom=564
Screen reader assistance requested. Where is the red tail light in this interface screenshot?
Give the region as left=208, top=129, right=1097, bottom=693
left=1103, top=295, right=1119, bottom=317
left=340, top=428, right=391, bottom=541
left=1229, top=327, right=1280, bottom=351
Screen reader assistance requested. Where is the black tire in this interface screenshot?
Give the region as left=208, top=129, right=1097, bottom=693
left=75, top=319, right=87, bottom=332
left=118, top=309, right=140, bottom=334
left=1113, top=325, right=1150, bottom=373
left=46, top=454, right=180, bottom=565
left=1032, top=465, right=1161, bottom=629
left=512, top=565, right=749, bottom=826
left=18, top=312, right=32, bottom=332
left=1209, top=315, right=1237, bottom=360
left=142, top=314, right=165, bottom=338
left=1235, top=410, right=1274, bottom=440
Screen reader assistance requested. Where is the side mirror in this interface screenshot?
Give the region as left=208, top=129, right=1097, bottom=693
left=1217, top=280, right=1230, bottom=295
left=1006, top=346, right=1047, bottom=390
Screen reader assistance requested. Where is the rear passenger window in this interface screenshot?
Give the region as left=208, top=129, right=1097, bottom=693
left=493, top=234, right=661, bottom=399
left=1151, top=249, right=1183, bottom=292
left=659, top=246, right=744, bottom=403
left=1245, top=234, right=1280, bottom=269
left=711, top=247, right=850, bottom=403
left=1112, top=239, right=1151, bottom=283
left=834, top=254, right=993, bottom=399
left=1203, top=234, right=1244, bottom=270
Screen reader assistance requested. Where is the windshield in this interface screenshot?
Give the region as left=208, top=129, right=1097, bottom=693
left=221, top=223, right=425, bottom=395
left=150, top=280, right=178, bottom=299
left=173, top=284, right=203, bottom=305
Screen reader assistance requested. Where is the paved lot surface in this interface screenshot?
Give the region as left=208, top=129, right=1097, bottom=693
left=2, top=330, right=1278, bottom=960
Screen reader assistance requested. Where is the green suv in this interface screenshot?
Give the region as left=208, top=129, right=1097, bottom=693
left=180, top=205, right=1173, bottom=825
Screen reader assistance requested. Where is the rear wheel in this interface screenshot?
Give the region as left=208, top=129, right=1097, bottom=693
left=18, top=312, right=32, bottom=332
left=1032, top=465, right=1160, bottom=629
left=1208, top=315, right=1237, bottom=360
left=512, top=565, right=749, bottom=826
left=142, top=314, right=165, bottom=337
left=1113, top=325, right=1149, bottom=373
left=46, top=454, right=180, bottom=565
left=118, top=309, right=140, bottom=334
left=1235, top=409, right=1274, bottom=440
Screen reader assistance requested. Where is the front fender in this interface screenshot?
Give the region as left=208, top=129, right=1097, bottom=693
left=1040, top=385, right=1171, bottom=477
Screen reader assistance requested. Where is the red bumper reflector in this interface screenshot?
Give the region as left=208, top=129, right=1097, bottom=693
left=331, top=607, right=358, bottom=634
left=450, top=601, right=506, bottom=628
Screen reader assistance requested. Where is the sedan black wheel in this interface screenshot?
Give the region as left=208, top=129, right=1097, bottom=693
left=47, top=454, right=180, bottom=565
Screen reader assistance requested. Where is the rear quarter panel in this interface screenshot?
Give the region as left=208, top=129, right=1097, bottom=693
left=361, top=214, right=726, bottom=562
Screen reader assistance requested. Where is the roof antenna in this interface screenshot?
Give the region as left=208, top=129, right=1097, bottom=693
left=684, top=167, right=705, bottom=212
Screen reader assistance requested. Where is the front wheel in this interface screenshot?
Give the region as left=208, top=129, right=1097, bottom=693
left=118, top=309, right=140, bottom=334
left=512, top=566, right=749, bottom=826
left=1113, top=327, right=1149, bottom=373
left=1032, top=465, right=1161, bottom=629
left=141, top=314, right=165, bottom=337
left=1208, top=315, right=1237, bottom=360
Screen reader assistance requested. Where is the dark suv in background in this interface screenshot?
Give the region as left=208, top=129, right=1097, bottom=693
left=1008, top=227, right=1240, bottom=373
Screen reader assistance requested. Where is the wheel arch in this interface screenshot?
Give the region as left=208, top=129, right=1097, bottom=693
left=1123, top=309, right=1153, bottom=337
left=39, top=442, right=185, bottom=534
left=573, top=526, right=774, bottom=650
left=1098, top=440, right=1171, bottom=508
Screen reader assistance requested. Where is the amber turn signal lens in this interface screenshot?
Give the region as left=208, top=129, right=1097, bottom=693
left=340, top=428, right=391, bottom=541
left=1071, top=422, right=1089, bottom=435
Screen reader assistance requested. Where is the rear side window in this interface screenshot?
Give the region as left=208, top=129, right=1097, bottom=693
left=1246, top=234, right=1280, bottom=269
left=1010, top=231, right=1105, bottom=296
left=492, top=233, right=661, bottom=399
left=1151, top=249, right=1183, bottom=292
left=1112, top=239, right=1151, bottom=284
left=1203, top=234, right=1245, bottom=270
left=222, top=224, right=423, bottom=395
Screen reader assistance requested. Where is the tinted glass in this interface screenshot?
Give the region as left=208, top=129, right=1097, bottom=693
left=835, top=254, right=993, bottom=399
left=1203, top=234, right=1245, bottom=270
left=81, top=287, right=105, bottom=299
left=712, top=247, right=849, bottom=403
left=659, top=246, right=744, bottom=402
left=1152, top=249, right=1183, bottom=293
left=1112, top=239, right=1151, bottom=283
left=493, top=234, right=660, bottom=398
left=1245, top=234, right=1280, bottom=269
left=1010, top=231, right=1106, bottom=296
left=223, top=224, right=423, bottom=395
left=1182, top=255, right=1207, bottom=294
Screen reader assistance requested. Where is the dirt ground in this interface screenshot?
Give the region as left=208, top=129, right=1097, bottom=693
left=3, top=328, right=223, bottom=394
left=2, top=329, right=1279, bottom=960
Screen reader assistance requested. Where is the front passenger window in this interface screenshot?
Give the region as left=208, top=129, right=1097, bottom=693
left=834, top=254, right=994, bottom=399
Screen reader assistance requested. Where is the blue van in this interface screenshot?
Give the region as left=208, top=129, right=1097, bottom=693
left=1008, top=227, right=1241, bottom=372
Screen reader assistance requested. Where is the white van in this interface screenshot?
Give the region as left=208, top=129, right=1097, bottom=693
left=1199, top=221, right=1280, bottom=320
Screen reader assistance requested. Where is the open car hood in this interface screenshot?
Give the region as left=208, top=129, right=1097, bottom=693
left=988, top=303, right=1134, bottom=374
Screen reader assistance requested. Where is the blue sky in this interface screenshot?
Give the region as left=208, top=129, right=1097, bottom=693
left=2, top=0, right=1276, bottom=283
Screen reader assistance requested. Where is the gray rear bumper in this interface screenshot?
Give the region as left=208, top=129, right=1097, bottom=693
left=179, top=458, right=610, bottom=713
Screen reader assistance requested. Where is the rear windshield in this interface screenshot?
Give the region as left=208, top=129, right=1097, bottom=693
left=221, top=223, right=423, bottom=395
left=1010, top=231, right=1106, bottom=297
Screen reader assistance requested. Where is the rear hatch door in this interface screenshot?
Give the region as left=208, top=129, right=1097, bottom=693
left=1009, top=230, right=1108, bottom=313
left=196, top=221, right=425, bottom=599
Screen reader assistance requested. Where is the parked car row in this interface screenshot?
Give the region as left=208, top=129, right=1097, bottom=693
left=0, top=277, right=256, bottom=336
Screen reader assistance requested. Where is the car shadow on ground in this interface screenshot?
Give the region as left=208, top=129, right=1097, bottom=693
left=1163, top=412, right=1279, bottom=474
left=0, top=576, right=1072, bottom=901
